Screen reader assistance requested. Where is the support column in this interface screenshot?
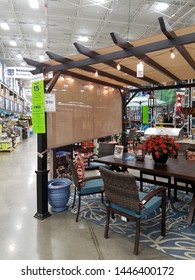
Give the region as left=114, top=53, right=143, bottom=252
left=34, top=126, right=51, bottom=220
left=121, top=92, right=128, bottom=152
left=34, top=72, right=62, bottom=220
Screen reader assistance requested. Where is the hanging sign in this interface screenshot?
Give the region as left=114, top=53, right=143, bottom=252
left=136, top=62, right=144, bottom=78
left=142, top=105, right=149, bottom=124
left=44, top=94, right=56, bottom=112
left=31, top=79, right=45, bottom=133
left=5, top=67, right=33, bottom=79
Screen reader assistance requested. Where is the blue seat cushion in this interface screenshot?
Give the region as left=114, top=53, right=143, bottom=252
left=109, top=191, right=162, bottom=219
left=79, top=178, right=104, bottom=195
left=89, top=162, right=112, bottom=170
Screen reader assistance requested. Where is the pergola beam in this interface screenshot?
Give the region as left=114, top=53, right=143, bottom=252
left=74, top=42, right=161, bottom=86
left=23, top=57, right=127, bottom=89
left=61, top=69, right=126, bottom=89
left=46, top=71, right=62, bottom=93
left=110, top=31, right=180, bottom=82
left=125, top=82, right=195, bottom=93
left=46, top=51, right=141, bottom=88
left=159, top=16, right=195, bottom=70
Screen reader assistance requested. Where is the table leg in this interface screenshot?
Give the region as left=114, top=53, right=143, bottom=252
left=187, top=193, right=195, bottom=225
left=140, top=171, right=143, bottom=192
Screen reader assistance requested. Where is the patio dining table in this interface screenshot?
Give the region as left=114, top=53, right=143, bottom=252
left=94, top=153, right=195, bottom=225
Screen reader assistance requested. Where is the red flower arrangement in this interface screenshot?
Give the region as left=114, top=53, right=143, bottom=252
left=142, top=134, right=179, bottom=158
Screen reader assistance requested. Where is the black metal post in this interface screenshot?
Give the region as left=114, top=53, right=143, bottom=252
left=121, top=92, right=128, bottom=152
left=34, top=78, right=51, bottom=220
left=34, top=110, right=51, bottom=219
left=34, top=72, right=62, bottom=220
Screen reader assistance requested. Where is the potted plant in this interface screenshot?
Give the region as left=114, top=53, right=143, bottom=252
left=142, top=134, right=179, bottom=164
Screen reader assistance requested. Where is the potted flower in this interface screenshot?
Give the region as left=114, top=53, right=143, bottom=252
left=142, top=134, right=179, bottom=164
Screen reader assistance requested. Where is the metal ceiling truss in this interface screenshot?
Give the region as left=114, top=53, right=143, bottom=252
left=24, top=16, right=195, bottom=92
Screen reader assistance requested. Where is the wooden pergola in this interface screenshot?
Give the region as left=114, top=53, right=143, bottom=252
left=24, top=16, right=195, bottom=220
left=25, top=17, right=195, bottom=94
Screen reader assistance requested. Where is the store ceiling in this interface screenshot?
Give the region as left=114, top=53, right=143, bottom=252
left=1, top=0, right=195, bottom=102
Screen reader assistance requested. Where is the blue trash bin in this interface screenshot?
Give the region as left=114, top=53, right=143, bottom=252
left=48, top=178, right=72, bottom=212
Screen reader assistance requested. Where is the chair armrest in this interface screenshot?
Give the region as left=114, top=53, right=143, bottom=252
left=85, top=153, right=98, bottom=166
left=78, top=175, right=104, bottom=190
left=139, top=187, right=166, bottom=209
left=79, top=175, right=102, bottom=183
left=85, top=166, right=100, bottom=171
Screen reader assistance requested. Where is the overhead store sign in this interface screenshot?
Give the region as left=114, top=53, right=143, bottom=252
left=31, top=79, right=45, bottom=134
left=6, top=67, right=33, bottom=79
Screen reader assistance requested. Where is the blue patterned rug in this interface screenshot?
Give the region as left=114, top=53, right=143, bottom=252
left=69, top=183, right=195, bottom=260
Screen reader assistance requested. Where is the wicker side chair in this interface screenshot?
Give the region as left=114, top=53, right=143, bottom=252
left=100, top=167, right=166, bottom=255
left=87, top=142, right=116, bottom=170
left=67, top=155, right=104, bottom=222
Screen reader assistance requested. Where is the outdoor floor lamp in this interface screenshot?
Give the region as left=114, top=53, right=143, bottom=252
left=148, top=92, right=156, bottom=125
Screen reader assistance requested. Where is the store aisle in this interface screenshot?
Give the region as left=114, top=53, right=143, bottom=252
left=0, top=135, right=175, bottom=260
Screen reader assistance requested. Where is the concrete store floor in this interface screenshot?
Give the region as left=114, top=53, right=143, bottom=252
left=0, top=135, right=175, bottom=260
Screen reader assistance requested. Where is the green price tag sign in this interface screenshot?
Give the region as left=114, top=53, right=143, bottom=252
left=32, top=80, right=46, bottom=133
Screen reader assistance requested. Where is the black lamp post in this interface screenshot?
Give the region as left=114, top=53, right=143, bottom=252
left=148, top=92, right=156, bottom=126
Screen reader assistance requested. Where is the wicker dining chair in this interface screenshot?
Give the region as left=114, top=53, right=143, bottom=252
left=100, top=167, right=166, bottom=255
left=67, top=155, right=104, bottom=222
left=87, top=142, right=116, bottom=170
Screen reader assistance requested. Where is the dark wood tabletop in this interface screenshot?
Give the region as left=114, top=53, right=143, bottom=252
left=95, top=153, right=195, bottom=182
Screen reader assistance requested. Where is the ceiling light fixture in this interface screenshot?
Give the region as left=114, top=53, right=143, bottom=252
left=91, top=0, right=106, bottom=4
left=78, top=36, right=88, bottom=42
left=33, top=24, right=41, bottom=32
left=28, top=0, right=39, bottom=9
left=36, top=42, right=43, bottom=48
left=95, top=70, right=98, bottom=77
left=1, top=22, right=9, bottom=30
left=39, top=55, right=45, bottom=61
left=16, top=54, right=23, bottom=59
left=170, top=50, right=175, bottom=59
left=21, top=62, right=26, bottom=66
left=9, top=40, right=17, bottom=46
left=154, top=2, right=169, bottom=12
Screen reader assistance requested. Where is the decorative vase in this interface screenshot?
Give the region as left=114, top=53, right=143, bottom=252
left=152, top=152, right=168, bottom=165
left=48, top=178, right=72, bottom=212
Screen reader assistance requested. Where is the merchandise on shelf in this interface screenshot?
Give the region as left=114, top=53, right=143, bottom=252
left=74, top=140, right=95, bottom=166
left=0, top=132, right=13, bottom=151
left=56, top=151, right=71, bottom=178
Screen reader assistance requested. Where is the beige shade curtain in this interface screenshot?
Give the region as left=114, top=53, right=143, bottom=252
left=47, top=77, right=122, bottom=149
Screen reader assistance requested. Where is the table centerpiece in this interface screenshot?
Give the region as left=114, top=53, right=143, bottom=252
left=142, top=134, right=179, bottom=164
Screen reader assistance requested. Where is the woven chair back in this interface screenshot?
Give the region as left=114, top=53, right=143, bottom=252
left=100, top=168, right=140, bottom=214
left=128, top=129, right=137, bottom=141
left=66, top=156, right=80, bottom=189
left=98, top=142, right=116, bottom=158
